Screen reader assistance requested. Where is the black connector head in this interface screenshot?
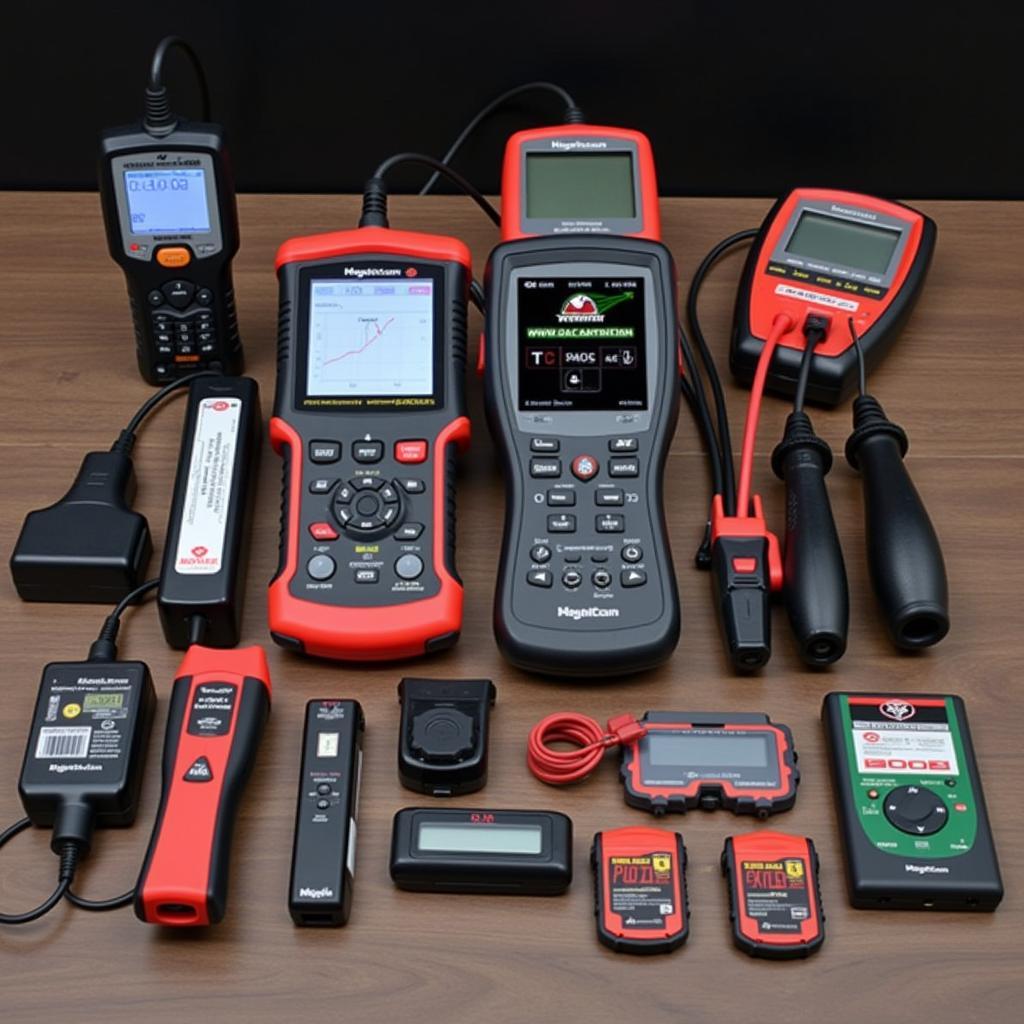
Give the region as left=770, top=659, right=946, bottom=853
left=10, top=450, right=152, bottom=603
left=19, top=659, right=156, bottom=854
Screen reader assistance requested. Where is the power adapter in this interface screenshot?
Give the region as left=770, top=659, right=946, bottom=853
left=9, top=369, right=218, bottom=605
left=10, top=449, right=152, bottom=603
left=19, top=657, right=156, bottom=853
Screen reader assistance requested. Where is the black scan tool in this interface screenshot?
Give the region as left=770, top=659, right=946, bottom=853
left=398, top=678, right=496, bottom=796
left=483, top=235, right=681, bottom=677
left=390, top=807, right=573, bottom=895
left=289, top=700, right=365, bottom=927
left=823, top=692, right=1002, bottom=911
left=99, top=37, right=243, bottom=384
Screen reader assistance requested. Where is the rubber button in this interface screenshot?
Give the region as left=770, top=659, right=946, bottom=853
left=307, top=554, right=336, bottom=581
left=156, top=246, right=191, bottom=268
left=395, top=553, right=424, bottom=580
left=732, top=556, right=758, bottom=574
left=571, top=454, right=599, bottom=481
left=309, top=521, right=339, bottom=541
left=395, top=439, right=428, bottom=463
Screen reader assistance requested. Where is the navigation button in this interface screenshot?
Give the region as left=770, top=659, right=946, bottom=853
left=352, top=475, right=384, bottom=490
left=592, top=569, right=612, bottom=588
left=527, top=569, right=553, bottom=588
left=562, top=568, right=582, bottom=589
left=621, top=568, right=647, bottom=587
left=162, top=279, right=195, bottom=309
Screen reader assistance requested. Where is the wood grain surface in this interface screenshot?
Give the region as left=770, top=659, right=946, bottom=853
left=1, top=193, right=1022, bottom=1023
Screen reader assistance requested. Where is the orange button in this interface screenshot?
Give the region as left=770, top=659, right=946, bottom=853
left=156, top=246, right=191, bottom=268
left=732, top=556, right=758, bottom=574
left=395, top=440, right=428, bottom=464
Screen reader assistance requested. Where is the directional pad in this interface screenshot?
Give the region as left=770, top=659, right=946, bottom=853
left=883, top=785, right=948, bottom=836
left=332, top=476, right=403, bottom=538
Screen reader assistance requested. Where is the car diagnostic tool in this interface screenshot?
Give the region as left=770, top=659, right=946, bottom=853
left=484, top=235, right=681, bottom=676
left=501, top=123, right=660, bottom=241
left=731, top=188, right=935, bottom=406
left=99, top=37, right=243, bottom=385
left=269, top=226, right=471, bottom=661
left=823, top=692, right=1002, bottom=911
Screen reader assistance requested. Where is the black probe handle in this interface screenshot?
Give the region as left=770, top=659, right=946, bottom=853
left=711, top=535, right=772, bottom=671
left=773, top=413, right=849, bottom=666
left=846, top=396, right=950, bottom=649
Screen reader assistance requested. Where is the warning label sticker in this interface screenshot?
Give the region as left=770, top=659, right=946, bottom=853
left=740, top=858, right=810, bottom=934
left=175, top=397, right=242, bottom=575
left=852, top=722, right=959, bottom=776
left=607, top=852, right=675, bottom=930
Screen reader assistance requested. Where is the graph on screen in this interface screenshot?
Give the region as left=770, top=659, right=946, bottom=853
left=307, top=279, right=434, bottom=397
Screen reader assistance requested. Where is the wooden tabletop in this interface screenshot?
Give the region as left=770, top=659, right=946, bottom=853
left=1, top=193, right=1021, bottom=1022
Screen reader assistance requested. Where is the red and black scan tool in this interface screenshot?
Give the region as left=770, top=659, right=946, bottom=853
left=592, top=826, right=689, bottom=954
left=135, top=645, right=271, bottom=926
left=501, top=124, right=661, bottom=241
left=721, top=831, right=825, bottom=959
left=269, top=227, right=471, bottom=661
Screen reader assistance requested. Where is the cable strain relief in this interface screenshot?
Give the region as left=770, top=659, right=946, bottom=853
left=110, top=428, right=136, bottom=455
left=770, top=410, right=833, bottom=479
left=88, top=615, right=121, bottom=662
left=51, top=803, right=94, bottom=857
left=358, top=177, right=390, bottom=228
left=58, top=841, right=83, bottom=883
left=845, top=394, right=908, bottom=470
left=563, top=105, right=585, bottom=124
left=143, top=86, right=176, bottom=136
left=694, top=520, right=712, bottom=570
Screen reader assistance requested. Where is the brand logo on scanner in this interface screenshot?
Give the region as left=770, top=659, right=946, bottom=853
left=880, top=701, right=916, bottom=722
left=298, top=886, right=335, bottom=899
left=557, top=606, right=620, bottom=620
left=830, top=203, right=878, bottom=221
left=556, top=291, right=635, bottom=324
left=905, top=864, right=950, bottom=874
left=550, top=140, right=608, bottom=151
left=343, top=266, right=403, bottom=278
left=178, top=544, right=218, bottom=570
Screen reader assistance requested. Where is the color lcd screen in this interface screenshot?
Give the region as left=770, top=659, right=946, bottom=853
left=785, top=211, right=901, bottom=274
left=306, top=278, right=435, bottom=399
left=517, top=276, right=647, bottom=411
left=647, top=732, right=772, bottom=769
left=416, top=822, right=543, bottom=855
left=124, top=169, right=211, bottom=234
left=525, top=153, right=636, bottom=219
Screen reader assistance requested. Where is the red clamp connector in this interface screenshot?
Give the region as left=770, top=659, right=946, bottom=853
left=710, top=494, right=783, bottom=592
left=606, top=713, right=648, bottom=747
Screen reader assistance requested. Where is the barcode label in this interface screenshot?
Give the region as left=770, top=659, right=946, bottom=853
left=35, top=727, right=92, bottom=759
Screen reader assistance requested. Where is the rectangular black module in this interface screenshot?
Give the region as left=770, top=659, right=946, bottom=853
left=822, top=692, right=1002, bottom=911
left=19, top=659, right=156, bottom=844
left=158, top=375, right=261, bottom=648
left=390, top=807, right=572, bottom=895
left=289, top=699, right=364, bottom=926
left=398, top=677, right=495, bottom=796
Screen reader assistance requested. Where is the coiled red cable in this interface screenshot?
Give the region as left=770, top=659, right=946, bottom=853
left=527, top=712, right=647, bottom=785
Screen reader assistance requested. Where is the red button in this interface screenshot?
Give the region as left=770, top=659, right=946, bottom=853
left=309, top=522, right=339, bottom=541
left=955, top=803, right=968, bottom=812
left=732, top=556, right=757, bottom=574
left=395, top=440, right=428, bottom=463
left=571, top=454, right=599, bottom=480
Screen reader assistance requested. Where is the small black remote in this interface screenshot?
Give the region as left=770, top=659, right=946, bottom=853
left=288, top=699, right=364, bottom=926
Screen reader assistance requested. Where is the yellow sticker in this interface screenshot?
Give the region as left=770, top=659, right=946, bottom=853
left=785, top=859, right=805, bottom=880
left=652, top=854, right=672, bottom=874
left=62, top=703, right=82, bottom=719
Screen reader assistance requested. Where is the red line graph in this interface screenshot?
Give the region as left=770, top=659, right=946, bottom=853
left=321, top=316, right=395, bottom=367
